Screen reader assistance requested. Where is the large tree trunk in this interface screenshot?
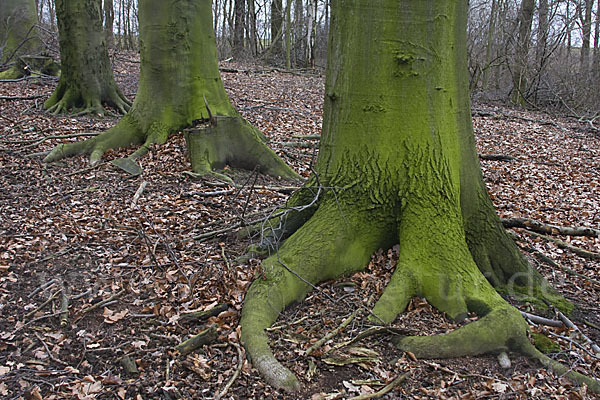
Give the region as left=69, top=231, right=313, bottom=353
left=240, top=0, right=592, bottom=393
left=0, top=0, right=42, bottom=79
left=44, top=0, right=298, bottom=181
left=44, top=0, right=130, bottom=115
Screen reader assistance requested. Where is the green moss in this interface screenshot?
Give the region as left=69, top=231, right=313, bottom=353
left=532, top=333, right=561, bottom=354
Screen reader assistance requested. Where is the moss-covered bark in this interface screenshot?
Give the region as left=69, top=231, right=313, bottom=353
left=0, top=0, right=41, bottom=79
left=241, top=0, right=595, bottom=392
left=44, top=0, right=130, bottom=115
left=44, top=0, right=297, bottom=180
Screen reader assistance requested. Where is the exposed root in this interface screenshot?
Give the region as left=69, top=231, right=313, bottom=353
left=44, top=83, right=131, bottom=116
left=184, top=116, right=299, bottom=181
left=241, top=199, right=395, bottom=391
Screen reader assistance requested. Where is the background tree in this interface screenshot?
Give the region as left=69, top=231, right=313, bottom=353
left=104, top=0, right=115, bottom=48
left=511, top=0, right=535, bottom=106
left=44, top=0, right=131, bottom=115
left=0, top=0, right=42, bottom=79
left=44, top=0, right=297, bottom=182
left=233, top=0, right=245, bottom=56
left=241, top=0, right=598, bottom=392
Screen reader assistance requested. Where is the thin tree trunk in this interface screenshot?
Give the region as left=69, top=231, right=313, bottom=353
left=482, top=0, right=498, bottom=90
left=270, top=0, right=283, bottom=57
left=285, top=0, right=292, bottom=69
left=536, top=0, right=548, bottom=69
left=593, top=0, right=600, bottom=73
left=104, top=0, right=114, bottom=48
left=579, top=0, right=593, bottom=72
left=247, top=0, right=257, bottom=56
left=511, top=0, right=534, bottom=106
left=233, top=0, right=245, bottom=57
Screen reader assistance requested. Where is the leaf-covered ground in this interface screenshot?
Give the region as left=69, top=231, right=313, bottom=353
left=1, top=56, right=599, bottom=399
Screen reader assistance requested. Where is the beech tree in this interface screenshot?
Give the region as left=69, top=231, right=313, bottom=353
left=240, top=0, right=600, bottom=392
left=44, top=0, right=297, bottom=181
left=0, top=0, right=41, bottom=79
left=44, top=0, right=131, bottom=115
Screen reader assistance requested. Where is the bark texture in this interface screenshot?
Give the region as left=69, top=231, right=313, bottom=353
left=44, top=0, right=297, bottom=181
left=0, top=0, right=41, bottom=79
left=241, top=0, right=595, bottom=393
left=44, top=0, right=130, bottom=115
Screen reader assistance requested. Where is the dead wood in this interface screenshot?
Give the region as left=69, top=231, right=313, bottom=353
left=180, top=303, right=229, bottom=322
left=502, top=217, right=600, bottom=237
left=175, top=324, right=218, bottom=356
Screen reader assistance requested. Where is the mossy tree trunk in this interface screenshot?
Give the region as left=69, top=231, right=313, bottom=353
left=44, top=0, right=130, bottom=115
left=241, top=0, right=598, bottom=393
left=44, top=0, right=298, bottom=181
left=0, top=0, right=41, bottom=79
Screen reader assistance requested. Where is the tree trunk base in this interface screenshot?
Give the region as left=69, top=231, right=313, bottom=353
left=184, top=116, right=299, bottom=181
left=44, top=80, right=131, bottom=116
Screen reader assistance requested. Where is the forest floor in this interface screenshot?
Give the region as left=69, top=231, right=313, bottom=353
left=1, top=55, right=600, bottom=399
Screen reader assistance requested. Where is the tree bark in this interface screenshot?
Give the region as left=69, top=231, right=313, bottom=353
left=511, top=0, right=534, bottom=107
left=44, top=0, right=298, bottom=182
left=0, top=0, right=41, bottom=79
left=241, top=0, right=574, bottom=392
left=232, top=0, right=245, bottom=57
left=270, top=0, right=283, bottom=58
left=44, top=0, right=130, bottom=115
left=579, top=0, right=593, bottom=72
left=103, top=0, right=114, bottom=48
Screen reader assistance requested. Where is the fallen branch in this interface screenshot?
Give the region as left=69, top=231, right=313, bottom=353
left=0, top=94, right=47, bottom=100
left=556, top=311, right=600, bottom=354
left=305, top=310, right=358, bottom=356
left=24, top=289, right=61, bottom=319
left=478, top=153, right=516, bottom=161
left=175, top=324, right=218, bottom=356
left=520, top=311, right=563, bottom=328
left=524, top=230, right=600, bottom=260
left=518, top=242, right=600, bottom=286
left=215, top=342, right=244, bottom=400
left=502, top=217, right=600, bottom=237
left=180, top=303, right=229, bottom=322
left=278, top=141, right=318, bottom=148
left=74, top=289, right=126, bottom=322
left=347, top=372, right=409, bottom=400
left=131, top=181, right=148, bottom=209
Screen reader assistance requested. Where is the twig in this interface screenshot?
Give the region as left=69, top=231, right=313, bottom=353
left=521, top=311, right=563, bottom=328
left=33, top=332, right=67, bottom=366
left=180, top=303, right=229, bottom=322
left=215, top=342, right=244, bottom=400
left=24, top=289, right=61, bottom=319
left=74, top=289, right=126, bottom=322
left=524, top=230, right=600, bottom=260
left=29, top=279, right=58, bottom=298
left=479, top=153, right=516, bottom=161
left=61, top=162, right=106, bottom=178
left=186, top=189, right=234, bottom=198
left=502, top=217, right=599, bottom=237
left=347, top=372, right=410, bottom=400
left=11, top=312, right=64, bottom=336
left=130, top=181, right=148, bottom=209
left=0, top=94, right=47, bottom=100
left=556, top=311, right=600, bottom=354
left=305, top=310, right=359, bottom=356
